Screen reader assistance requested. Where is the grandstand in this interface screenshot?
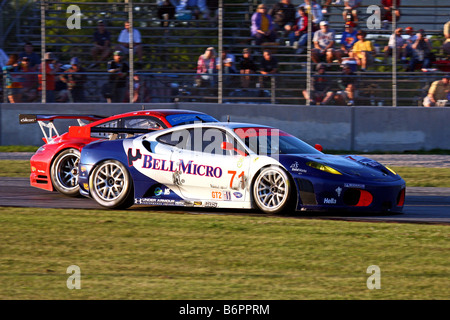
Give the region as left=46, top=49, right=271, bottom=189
left=0, top=0, right=449, bottom=105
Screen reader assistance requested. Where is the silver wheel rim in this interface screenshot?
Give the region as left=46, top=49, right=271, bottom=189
left=93, top=162, right=126, bottom=201
left=255, top=169, right=288, bottom=211
left=56, top=153, right=79, bottom=191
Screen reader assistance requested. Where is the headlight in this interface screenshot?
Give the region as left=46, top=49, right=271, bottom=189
left=306, top=161, right=342, bottom=175
left=385, top=166, right=397, bottom=175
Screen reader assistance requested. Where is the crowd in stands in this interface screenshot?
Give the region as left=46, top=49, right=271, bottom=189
left=1, top=0, right=449, bottom=106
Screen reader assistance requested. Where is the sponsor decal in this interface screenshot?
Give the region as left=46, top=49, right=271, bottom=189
left=31, top=166, right=36, bottom=172
left=344, top=183, right=365, bottom=189
left=194, top=201, right=202, bottom=206
left=237, top=157, right=244, bottom=168
left=335, top=187, right=342, bottom=197
left=290, top=161, right=307, bottom=173
left=154, top=187, right=162, bottom=196
left=324, top=198, right=337, bottom=204
left=138, top=154, right=223, bottom=178
left=204, top=202, right=218, bottom=208
left=164, top=188, right=171, bottom=195
left=233, top=192, right=243, bottom=199
left=211, top=191, right=232, bottom=201
left=83, top=183, right=89, bottom=190
left=135, top=198, right=185, bottom=206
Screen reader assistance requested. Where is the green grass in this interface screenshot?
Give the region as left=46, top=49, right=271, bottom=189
left=0, top=207, right=448, bottom=300
left=2, top=160, right=450, bottom=187
left=0, top=146, right=38, bottom=152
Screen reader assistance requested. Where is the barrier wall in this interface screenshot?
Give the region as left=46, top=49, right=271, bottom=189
left=1, top=102, right=449, bottom=152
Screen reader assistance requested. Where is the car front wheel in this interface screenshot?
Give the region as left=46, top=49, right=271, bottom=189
left=252, top=166, right=292, bottom=214
left=89, top=160, right=134, bottom=209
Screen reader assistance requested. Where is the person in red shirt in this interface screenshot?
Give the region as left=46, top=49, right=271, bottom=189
left=381, top=0, right=401, bottom=23
left=38, top=52, right=61, bottom=102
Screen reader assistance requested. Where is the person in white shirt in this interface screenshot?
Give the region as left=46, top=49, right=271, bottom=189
left=116, top=21, right=143, bottom=62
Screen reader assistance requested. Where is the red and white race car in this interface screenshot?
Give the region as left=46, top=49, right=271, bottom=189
left=19, top=109, right=218, bottom=196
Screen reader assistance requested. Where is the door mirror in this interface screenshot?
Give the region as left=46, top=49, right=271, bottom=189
left=314, top=144, right=323, bottom=152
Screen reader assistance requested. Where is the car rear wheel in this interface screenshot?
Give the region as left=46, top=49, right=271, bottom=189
left=89, top=160, right=134, bottom=209
left=252, top=166, right=291, bottom=214
left=50, top=148, right=81, bottom=197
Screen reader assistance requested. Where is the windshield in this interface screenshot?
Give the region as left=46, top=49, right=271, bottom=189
left=234, top=127, right=322, bottom=155
left=166, top=114, right=218, bottom=126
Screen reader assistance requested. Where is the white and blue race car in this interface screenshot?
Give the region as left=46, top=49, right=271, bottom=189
left=78, top=122, right=406, bottom=214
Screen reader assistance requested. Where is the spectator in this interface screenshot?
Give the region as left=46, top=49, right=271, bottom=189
left=302, top=63, right=334, bottom=105
left=196, top=47, right=217, bottom=87
left=239, top=48, right=258, bottom=88
left=423, top=74, right=449, bottom=107
left=335, top=64, right=356, bottom=105
left=259, top=49, right=278, bottom=88
left=384, top=27, right=407, bottom=62
left=342, top=0, right=362, bottom=24
left=90, top=20, right=112, bottom=68
left=116, top=21, right=143, bottom=63
left=172, top=0, right=210, bottom=20
left=381, top=0, right=401, bottom=25
left=38, top=52, right=61, bottom=103
left=157, top=0, right=176, bottom=27
left=443, top=20, right=450, bottom=57
left=251, top=4, right=277, bottom=46
left=321, top=0, right=333, bottom=14
left=407, top=29, right=433, bottom=72
left=339, top=21, right=358, bottom=61
left=19, top=57, right=38, bottom=102
left=312, top=21, right=338, bottom=64
left=269, top=0, right=297, bottom=38
left=403, top=26, right=417, bottom=59
left=204, top=0, right=219, bottom=22
left=0, top=48, right=8, bottom=69
left=2, top=54, right=23, bottom=103
left=18, top=42, right=41, bottom=69
left=350, top=30, right=375, bottom=71
left=298, top=0, right=323, bottom=31
left=106, top=51, right=129, bottom=103
left=216, top=47, right=237, bottom=74
left=60, top=57, right=87, bottom=102
left=132, top=74, right=151, bottom=103
left=288, top=6, right=308, bottom=53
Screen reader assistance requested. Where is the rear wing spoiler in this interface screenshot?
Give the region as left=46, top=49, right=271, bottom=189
left=19, top=114, right=105, bottom=144
left=67, top=126, right=158, bottom=140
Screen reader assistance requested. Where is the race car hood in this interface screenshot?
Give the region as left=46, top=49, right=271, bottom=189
left=279, top=154, right=402, bottom=182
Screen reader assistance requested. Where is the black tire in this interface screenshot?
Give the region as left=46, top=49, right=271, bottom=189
left=89, top=160, right=134, bottom=209
left=50, top=148, right=81, bottom=197
left=252, top=166, right=292, bottom=214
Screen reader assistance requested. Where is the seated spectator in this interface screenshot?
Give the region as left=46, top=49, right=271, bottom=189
left=381, top=0, right=401, bottom=26
left=288, top=6, right=308, bottom=53
left=423, top=74, right=449, bottom=107
left=157, top=0, right=176, bottom=27
left=216, top=47, right=237, bottom=74
left=90, top=20, right=112, bottom=68
left=443, top=20, right=450, bottom=57
left=407, top=30, right=433, bottom=72
left=302, top=63, right=334, bottom=105
left=269, top=0, right=297, bottom=38
left=0, top=48, right=8, bottom=69
left=251, top=4, right=277, bottom=46
left=259, top=49, right=278, bottom=88
left=106, top=51, right=129, bottom=103
left=335, top=64, right=356, bottom=105
left=38, top=52, right=61, bottom=103
left=298, top=0, right=323, bottom=31
left=196, top=47, right=217, bottom=87
left=2, top=54, right=23, bottom=103
left=19, top=57, right=38, bottom=102
left=320, top=0, right=333, bottom=14
left=60, top=57, right=87, bottom=102
left=403, top=26, right=417, bottom=59
left=18, top=42, right=41, bottom=69
left=339, top=21, right=358, bottom=61
left=116, top=21, right=143, bottom=63
left=311, top=21, right=339, bottom=64
left=239, top=48, right=258, bottom=88
left=172, top=0, right=210, bottom=20
left=350, top=30, right=375, bottom=71
left=342, top=0, right=362, bottom=24
left=384, top=28, right=407, bottom=62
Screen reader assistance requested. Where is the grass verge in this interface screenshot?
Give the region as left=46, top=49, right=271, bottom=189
left=0, top=207, right=448, bottom=300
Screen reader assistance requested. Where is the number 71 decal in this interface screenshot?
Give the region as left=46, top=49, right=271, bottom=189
left=228, top=170, right=245, bottom=189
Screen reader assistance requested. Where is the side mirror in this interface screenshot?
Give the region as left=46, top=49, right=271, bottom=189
left=314, top=144, right=323, bottom=152
left=221, top=141, right=247, bottom=156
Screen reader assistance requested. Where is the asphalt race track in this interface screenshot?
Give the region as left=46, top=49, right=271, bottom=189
left=1, top=153, right=449, bottom=224
left=0, top=177, right=448, bottom=225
